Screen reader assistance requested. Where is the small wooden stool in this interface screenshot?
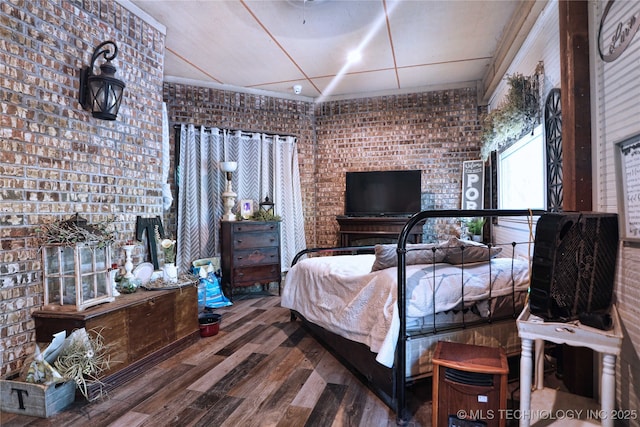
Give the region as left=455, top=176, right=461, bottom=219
left=432, top=341, right=509, bottom=427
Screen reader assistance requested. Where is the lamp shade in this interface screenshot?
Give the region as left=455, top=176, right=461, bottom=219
left=219, top=161, right=238, bottom=173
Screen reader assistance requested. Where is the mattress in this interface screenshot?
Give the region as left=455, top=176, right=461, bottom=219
left=281, top=253, right=529, bottom=368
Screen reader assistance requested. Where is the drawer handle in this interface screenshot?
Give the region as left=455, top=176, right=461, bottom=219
left=237, top=239, right=242, bottom=244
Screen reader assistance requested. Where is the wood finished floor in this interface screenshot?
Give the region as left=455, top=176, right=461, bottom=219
left=1, top=294, right=437, bottom=427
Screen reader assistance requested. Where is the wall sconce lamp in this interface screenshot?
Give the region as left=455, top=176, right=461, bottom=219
left=79, top=40, right=126, bottom=121
left=219, top=161, right=238, bottom=221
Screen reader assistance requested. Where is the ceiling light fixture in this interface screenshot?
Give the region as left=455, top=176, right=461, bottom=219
left=78, top=40, right=126, bottom=121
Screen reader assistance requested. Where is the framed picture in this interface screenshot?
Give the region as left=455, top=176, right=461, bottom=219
left=240, top=199, right=254, bottom=220
left=615, top=134, right=640, bottom=242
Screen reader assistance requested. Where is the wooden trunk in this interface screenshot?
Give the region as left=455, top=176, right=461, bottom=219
left=32, top=285, right=199, bottom=399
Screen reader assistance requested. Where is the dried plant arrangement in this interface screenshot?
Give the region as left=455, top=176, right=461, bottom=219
left=480, top=64, right=544, bottom=160
left=53, top=328, right=112, bottom=401
left=35, top=213, right=115, bottom=248
left=154, top=225, right=176, bottom=264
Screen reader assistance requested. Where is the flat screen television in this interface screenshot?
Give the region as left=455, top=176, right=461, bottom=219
left=345, top=170, right=422, bottom=217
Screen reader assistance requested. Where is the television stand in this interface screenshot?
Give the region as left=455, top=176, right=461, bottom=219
left=336, top=215, right=423, bottom=246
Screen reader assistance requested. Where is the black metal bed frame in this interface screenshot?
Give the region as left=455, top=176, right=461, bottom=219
left=290, top=209, right=545, bottom=424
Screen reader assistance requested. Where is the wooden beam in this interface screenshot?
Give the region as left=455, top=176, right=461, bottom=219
left=558, top=1, right=594, bottom=398
left=559, top=0, right=592, bottom=211
left=481, top=1, right=547, bottom=104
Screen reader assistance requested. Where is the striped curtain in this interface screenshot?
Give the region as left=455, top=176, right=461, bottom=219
left=176, top=125, right=306, bottom=273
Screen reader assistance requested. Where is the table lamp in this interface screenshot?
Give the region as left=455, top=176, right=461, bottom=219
left=220, top=161, right=238, bottom=221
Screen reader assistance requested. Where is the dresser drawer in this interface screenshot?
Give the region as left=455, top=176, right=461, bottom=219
left=233, top=264, right=280, bottom=286
left=232, top=232, right=279, bottom=250
left=233, top=247, right=280, bottom=267
left=232, top=222, right=279, bottom=233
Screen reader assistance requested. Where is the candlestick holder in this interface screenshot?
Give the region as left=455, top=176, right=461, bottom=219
left=123, top=244, right=136, bottom=278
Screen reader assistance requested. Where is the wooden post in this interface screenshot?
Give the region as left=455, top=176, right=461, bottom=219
left=559, top=0, right=592, bottom=212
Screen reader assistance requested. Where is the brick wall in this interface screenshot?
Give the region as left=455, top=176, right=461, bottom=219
left=0, top=0, right=165, bottom=376
left=163, top=85, right=483, bottom=249
left=314, top=88, right=483, bottom=246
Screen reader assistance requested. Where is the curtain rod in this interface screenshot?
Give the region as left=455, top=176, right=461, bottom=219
left=172, top=124, right=296, bottom=139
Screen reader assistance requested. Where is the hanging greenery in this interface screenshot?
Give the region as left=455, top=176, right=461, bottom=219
left=480, top=71, right=541, bottom=160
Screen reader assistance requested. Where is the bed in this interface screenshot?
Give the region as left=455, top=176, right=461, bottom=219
left=281, top=209, right=544, bottom=424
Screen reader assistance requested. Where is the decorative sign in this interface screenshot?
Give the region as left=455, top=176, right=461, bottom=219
left=598, top=0, right=640, bottom=62
left=461, top=160, right=484, bottom=210
left=616, top=135, right=640, bottom=241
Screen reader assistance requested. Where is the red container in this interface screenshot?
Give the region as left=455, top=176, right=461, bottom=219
left=198, top=313, right=221, bottom=337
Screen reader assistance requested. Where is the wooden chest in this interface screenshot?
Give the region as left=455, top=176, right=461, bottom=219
left=32, top=285, right=199, bottom=399
left=220, top=221, right=281, bottom=300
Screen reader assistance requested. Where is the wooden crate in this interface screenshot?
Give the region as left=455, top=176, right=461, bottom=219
left=1, top=373, right=75, bottom=418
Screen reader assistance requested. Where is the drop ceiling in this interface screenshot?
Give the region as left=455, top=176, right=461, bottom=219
left=128, top=0, right=545, bottom=101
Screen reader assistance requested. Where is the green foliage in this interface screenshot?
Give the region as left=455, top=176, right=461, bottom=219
left=466, top=217, right=485, bottom=235
left=252, top=210, right=281, bottom=222
left=480, top=73, right=539, bottom=160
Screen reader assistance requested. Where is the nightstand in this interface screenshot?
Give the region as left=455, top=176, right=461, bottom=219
left=516, top=304, right=623, bottom=427
left=220, top=221, right=281, bottom=300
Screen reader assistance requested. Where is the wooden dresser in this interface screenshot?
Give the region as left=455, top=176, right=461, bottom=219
left=32, top=285, right=199, bottom=399
left=220, top=220, right=281, bottom=300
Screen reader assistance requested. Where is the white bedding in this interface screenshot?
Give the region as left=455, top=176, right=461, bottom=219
left=281, top=254, right=530, bottom=367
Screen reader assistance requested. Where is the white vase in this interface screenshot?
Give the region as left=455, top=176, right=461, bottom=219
left=163, top=263, right=178, bottom=283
